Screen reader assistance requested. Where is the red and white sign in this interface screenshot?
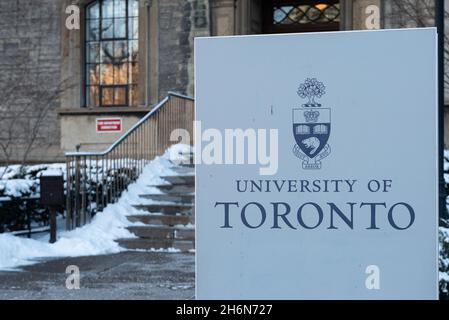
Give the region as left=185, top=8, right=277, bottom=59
left=96, top=118, right=122, bottom=133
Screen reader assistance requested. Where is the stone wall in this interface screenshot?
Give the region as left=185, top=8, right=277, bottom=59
left=0, top=0, right=63, bottom=164
left=158, top=0, right=210, bottom=99
left=0, top=0, right=213, bottom=161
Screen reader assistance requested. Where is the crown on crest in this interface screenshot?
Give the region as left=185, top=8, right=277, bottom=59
left=304, top=110, right=320, bottom=123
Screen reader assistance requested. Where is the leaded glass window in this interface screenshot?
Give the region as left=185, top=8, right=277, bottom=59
left=264, top=1, right=340, bottom=33
left=86, top=0, right=139, bottom=107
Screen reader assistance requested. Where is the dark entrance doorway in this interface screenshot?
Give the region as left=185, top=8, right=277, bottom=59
left=262, top=0, right=341, bottom=34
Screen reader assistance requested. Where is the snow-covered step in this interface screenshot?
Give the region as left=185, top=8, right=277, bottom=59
left=161, top=175, right=195, bottom=185
left=133, top=203, right=194, bottom=215
left=127, top=226, right=194, bottom=240
left=170, top=166, right=194, bottom=175
left=138, top=193, right=194, bottom=204
left=150, top=184, right=194, bottom=194
left=170, top=161, right=194, bottom=168
left=116, top=152, right=196, bottom=253
left=126, top=214, right=192, bottom=226
left=117, top=238, right=194, bottom=252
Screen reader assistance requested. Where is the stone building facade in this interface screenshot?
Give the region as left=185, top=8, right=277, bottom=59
left=0, top=0, right=63, bottom=163
left=0, top=0, right=447, bottom=163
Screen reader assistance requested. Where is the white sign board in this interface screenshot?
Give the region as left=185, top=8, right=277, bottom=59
left=195, top=28, right=438, bottom=299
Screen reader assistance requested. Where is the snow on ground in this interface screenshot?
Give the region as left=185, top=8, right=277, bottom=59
left=0, top=145, right=191, bottom=271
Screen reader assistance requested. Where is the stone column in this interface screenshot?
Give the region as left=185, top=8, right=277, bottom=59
left=139, top=0, right=160, bottom=106
left=138, top=0, right=149, bottom=106
left=235, top=0, right=263, bottom=35
left=210, top=0, right=236, bottom=36
left=187, top=0, right=211, bottom=96
left=340, top=0, right=354, bottom=30
left=60, top=0, right=82, bottom=109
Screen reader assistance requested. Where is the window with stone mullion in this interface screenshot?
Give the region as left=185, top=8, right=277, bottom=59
left=85, top=0, right=139, bottom=108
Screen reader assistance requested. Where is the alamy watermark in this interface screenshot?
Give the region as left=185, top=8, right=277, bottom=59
left=65, top=265, right=80, bottom=290
left=365, top=5, right=381, bottom=30
left=65, top=5, right=80, bottom=30
left=365, top=265, right=381, bottom=290
left=170, top=121, right=279, bottom=176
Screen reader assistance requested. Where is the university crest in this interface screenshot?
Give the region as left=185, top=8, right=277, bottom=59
left=293, top=78, right=331, bottom=170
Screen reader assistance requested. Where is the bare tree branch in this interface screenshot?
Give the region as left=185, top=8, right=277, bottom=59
left=388, top=0, right=449, bottom=98
left=0, top=0, right=75, bottom=178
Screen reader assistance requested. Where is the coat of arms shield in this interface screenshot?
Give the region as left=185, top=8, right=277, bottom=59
left=292, top=78, right=331, bottom=170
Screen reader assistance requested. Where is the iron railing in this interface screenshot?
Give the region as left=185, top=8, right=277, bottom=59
left=65, top=92, right=194, bottom=230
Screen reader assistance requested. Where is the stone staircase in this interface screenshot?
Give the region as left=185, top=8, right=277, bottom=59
left=116, top=156, right=195, bottom=252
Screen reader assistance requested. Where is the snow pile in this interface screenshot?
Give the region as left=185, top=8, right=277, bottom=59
left=440, top=225, right=449, bottom=296
left=168, top=143, right=194, bottom=166
left=0, top=144, right=190, bottom=270
left=0, top=179, right=36, bottom=199
left=441, top=151, right=449, bottom=297
left=0, top=163, right=66, bottom=200
left=0, top=163, right=66, bottom=181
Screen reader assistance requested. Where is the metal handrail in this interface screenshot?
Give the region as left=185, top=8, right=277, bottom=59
left=65, top=92, right=195, bottom=230
left=66, top=92, right=193, bottom=157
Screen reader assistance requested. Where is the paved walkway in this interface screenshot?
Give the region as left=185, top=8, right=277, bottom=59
left=0, top=252, right=195, bottom=300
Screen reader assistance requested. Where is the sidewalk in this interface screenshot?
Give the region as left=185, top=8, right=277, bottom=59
left=0, top=251, right=195, bottom=300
